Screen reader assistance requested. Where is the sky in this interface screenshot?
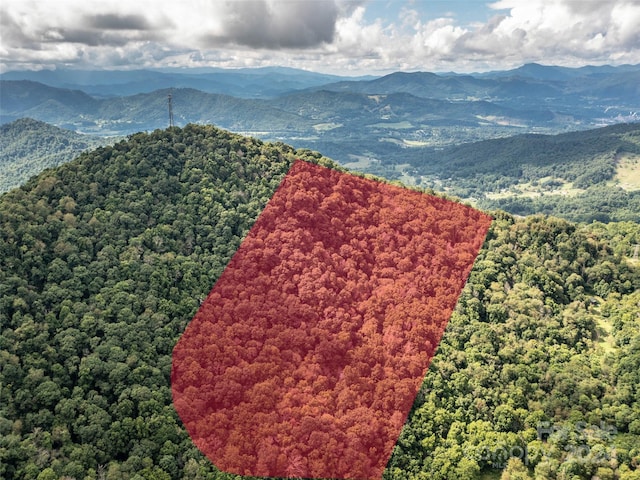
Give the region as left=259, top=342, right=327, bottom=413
left=1, top=0, right=639, bottom=75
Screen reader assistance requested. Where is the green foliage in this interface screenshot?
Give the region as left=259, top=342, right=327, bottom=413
left=383, top=215, right=640, bottom=479
left=414, top=123, right=640, bottom=184
left=0, top=125, right=328, bottom=479
left=1, top=125, right=639, bottom=479
left=410, top=123, right=640, bottom=222
left=0, top=118, right=113, bottom=193
left=480, top=185, right=640, bottom=223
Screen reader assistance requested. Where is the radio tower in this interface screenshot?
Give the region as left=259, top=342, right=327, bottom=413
left=168, top=93, right=174, bottom=128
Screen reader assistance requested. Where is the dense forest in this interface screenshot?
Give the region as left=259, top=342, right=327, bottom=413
left=479, top=186, right=640, bottom=224
left=0, top=119, right=113, bottom=194
left=172, top=160, right=491, bottom=479
left=1, top=125, right=639, bottom=479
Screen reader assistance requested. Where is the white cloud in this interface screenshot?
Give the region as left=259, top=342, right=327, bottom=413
left=480, top=0, right=640, bottom=63
left=0, top=0, right=639, bottom=73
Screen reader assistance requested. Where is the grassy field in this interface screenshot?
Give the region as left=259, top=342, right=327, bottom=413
left=343, top=155, right=378, bottom=170
left=368, top=121, right=414, bottom=129
left=595, top=309, right=617, bottom=355
left=312, top=122, right=343, bottom=132
left=484, top=177, right=585, bottom=200
left=615, top=153, right=640, bottom=191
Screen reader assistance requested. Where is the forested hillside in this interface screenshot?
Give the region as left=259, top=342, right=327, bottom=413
left=0, top=118, right=114, bottom=193
left=1, top=125, right=639, bottom=480
left=408, top=123, right=640, bottom=223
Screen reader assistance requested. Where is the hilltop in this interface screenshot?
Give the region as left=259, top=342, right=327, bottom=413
left=1, top=125, right=638, bottom=479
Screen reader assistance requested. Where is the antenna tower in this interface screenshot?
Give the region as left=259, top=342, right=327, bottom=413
left=168, top=93, right=174, bottom=128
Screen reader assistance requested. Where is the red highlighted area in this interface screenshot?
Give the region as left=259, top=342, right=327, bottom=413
left=172, top=160, right=492, bottom=479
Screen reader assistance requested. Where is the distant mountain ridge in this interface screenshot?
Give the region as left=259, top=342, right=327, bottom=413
left=477, top=62, right=640, bottom=80
left=0, top=67, right=373, bottom=99
left=314, top=65, right=640, bottom=108
left=2, top=64, right=639, bottom=159
left=0, top=80, right=98, bottom=113
left=3, top=63, right=637, bottom=97
left=0, top=80, right=555, bottom=135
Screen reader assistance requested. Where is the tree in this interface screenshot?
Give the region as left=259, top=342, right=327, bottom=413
left=501, top=457, right=533, bottom=480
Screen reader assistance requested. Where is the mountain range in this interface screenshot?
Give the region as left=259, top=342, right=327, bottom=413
left=0, top=79, right=554, bottom=136
left=2, top=63, right=640, bottom=222
left=2, top=63, right=639, bottom=150
left=0, top=66, right=371, bottom=99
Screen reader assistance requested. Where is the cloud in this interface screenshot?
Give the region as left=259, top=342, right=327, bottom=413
left=384, top=0, right=640, bottom=71
left=88, top=13, right=153, bottom=31
left=479, top=0, right=640, bottom=63
left=0, top=0, right=639, bottom=73
left=200, top=1, right=351, bottom=49
left=0, top=0, right=356, bottom=50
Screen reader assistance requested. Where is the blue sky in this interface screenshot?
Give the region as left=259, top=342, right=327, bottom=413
left=363, top=1, right=500, bottom=27
left=1, top=0, right=639, bottom=74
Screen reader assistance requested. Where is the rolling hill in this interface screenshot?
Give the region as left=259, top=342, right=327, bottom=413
left=0, top=118, right=115, bottom=193
left=0, top=124, right=639, bottom=479
left=400, top=123, right=640, bottom=223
